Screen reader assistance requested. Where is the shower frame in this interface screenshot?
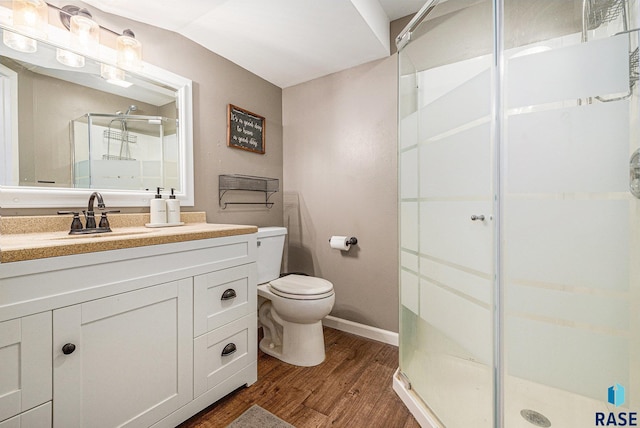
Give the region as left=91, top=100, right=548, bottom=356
left=395, top=0, right=639, bottom=427
left=71, top=113, right=171, bottom=190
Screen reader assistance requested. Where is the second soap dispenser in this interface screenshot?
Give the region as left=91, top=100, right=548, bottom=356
left=150, top=187, right=167, bottom=225
left=166, top=188, right=181, bottom=224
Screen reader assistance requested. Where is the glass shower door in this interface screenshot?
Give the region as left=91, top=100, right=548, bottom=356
left=398, top=1, right=497, bottom=426
left=501, top=1, right=640, bottom=426
left=398, top=0, right=639, bottom=427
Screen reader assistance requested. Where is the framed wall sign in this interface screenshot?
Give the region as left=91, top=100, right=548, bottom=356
left=227, top=104, right=266, bottom=154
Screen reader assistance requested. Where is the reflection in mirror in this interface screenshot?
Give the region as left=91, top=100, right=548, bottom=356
left=0, top=19, right=193, bottom=208
left=72, top=113, right=178, bottom=190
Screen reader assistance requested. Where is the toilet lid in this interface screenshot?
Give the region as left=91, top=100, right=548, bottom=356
left=269, top=274, right=334, bottom=296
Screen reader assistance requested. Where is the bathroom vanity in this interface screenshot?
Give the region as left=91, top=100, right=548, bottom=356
left=0, top=215, right=258, bottom=428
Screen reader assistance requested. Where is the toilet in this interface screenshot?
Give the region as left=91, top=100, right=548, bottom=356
left=256, top=227, right=335, bottom=366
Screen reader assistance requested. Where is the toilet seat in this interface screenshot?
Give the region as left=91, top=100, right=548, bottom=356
left=269, top=274, right=334, bottom=300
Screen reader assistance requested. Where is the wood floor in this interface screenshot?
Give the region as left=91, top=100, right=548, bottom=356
left=179, top=327, right=419, bottom=428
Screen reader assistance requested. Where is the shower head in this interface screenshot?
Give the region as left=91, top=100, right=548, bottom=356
left=115, top=105, right=137, bottom=116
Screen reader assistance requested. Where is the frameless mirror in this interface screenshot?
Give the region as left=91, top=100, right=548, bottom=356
left=0, top=22, right=193, bottom=208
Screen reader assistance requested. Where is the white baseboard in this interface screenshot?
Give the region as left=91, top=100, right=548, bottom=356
left=322, top=315, right=399, bottom=346
left=393, top=368, right=442, bottom=428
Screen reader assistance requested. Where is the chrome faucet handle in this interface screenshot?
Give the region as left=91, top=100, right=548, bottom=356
left=98, top=210, right=120, bottom=229
left=57, top=211, right=83, bottom=232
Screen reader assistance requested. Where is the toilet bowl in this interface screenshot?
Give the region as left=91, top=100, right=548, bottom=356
left=256, top=227, right=335, bottom=367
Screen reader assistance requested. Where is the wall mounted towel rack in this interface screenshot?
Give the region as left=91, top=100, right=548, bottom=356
left=218, top=174, right=279, bottom=209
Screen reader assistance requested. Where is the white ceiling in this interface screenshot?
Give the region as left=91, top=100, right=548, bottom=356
left=82, top=0, right=425, bottom=88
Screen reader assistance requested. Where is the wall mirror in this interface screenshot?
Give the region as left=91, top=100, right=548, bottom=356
left=0, top=21, right=193, bottom=208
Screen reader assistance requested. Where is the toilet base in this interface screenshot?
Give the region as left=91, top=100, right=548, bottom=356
left=259, top=318, right=326, bottom=367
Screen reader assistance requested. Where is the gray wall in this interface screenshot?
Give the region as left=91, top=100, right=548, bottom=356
left=282, top=56, right=399, bottom=332
left=276, top=14, right=412, bottom=333
left=139, top=26, right=284, bottom=227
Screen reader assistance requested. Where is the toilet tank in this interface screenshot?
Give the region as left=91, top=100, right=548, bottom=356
left=256, top=227, right=287, bottom=284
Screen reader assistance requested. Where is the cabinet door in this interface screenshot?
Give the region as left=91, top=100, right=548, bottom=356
left=194, top=263, right=257, bottom=337
left=0, top=312, right=52, bottom=423
left=53, top=280, right=193, bottom=428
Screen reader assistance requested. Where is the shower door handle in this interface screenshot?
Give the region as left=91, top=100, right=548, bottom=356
left=470, top=214, right=485, bottom=221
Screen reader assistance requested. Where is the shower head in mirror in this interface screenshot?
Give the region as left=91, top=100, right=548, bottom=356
left=116, top=105, right=138, bottom=115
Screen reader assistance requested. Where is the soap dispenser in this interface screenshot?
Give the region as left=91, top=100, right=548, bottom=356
left=166, top=188, right=181, bottom=224
left=150, top=187, right=167, bottom=225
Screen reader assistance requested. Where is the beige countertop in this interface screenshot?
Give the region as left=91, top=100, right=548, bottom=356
left=0, top=212, right=257, bottom=263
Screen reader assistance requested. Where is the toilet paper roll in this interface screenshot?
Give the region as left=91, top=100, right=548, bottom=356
left=330, top=236, right=350, bottom=251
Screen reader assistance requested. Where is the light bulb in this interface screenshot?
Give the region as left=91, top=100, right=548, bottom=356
left=116, top=29, right=142, bottom=71
left=100, top=64, right=132, bottom=87
left=12, top=0, right=47, bottom=33
left=56, top=48, right=85, bottom=68
left=3, top=31, right=37, bottom=52
left=70, top=9, right=99, bottom=54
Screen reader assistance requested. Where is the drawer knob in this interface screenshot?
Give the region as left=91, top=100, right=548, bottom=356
left=62, top=343, right=76, bottom=355
left=221, top=289, right=237, bottom=301
left=221, top=343, right=237, bottom=357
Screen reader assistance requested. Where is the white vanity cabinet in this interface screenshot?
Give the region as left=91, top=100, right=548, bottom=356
left=0, top=232, right=258, bottom=428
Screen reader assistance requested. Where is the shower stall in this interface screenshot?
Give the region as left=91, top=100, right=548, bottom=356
left=396, top=0, right=639, bottom=427
left=71, top=112, right=179, bottom=190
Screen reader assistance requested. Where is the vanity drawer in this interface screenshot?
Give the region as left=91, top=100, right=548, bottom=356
left=193, top=313, right=257, bottom=398
left=193, top=263, right=257, bottom=337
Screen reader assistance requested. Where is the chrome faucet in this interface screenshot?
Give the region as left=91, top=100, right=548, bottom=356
left=85, top=192, right=106, bottom=229
left=58, top=192, right=119, bottom=234
left=88, top=191, right=106, bottom=211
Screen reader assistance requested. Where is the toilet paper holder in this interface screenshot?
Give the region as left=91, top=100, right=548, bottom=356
left=328, top=237, right=358, bottom=245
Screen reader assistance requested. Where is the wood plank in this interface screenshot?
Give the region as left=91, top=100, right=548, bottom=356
left=324, top=360, right=395, bottom=426
left=286, top=404, right=330, bottom=428
left=302, top=335, right=387, bottom=415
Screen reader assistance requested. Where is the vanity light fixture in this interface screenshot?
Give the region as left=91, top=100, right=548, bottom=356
left=53, top=4, right=143, bottom=74
left=2, top=0, right=48, bottom=53
left=2, top=2, right=142, bottom=83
